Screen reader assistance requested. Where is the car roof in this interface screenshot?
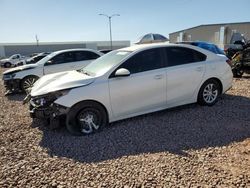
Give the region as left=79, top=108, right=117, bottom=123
left=53, top=48, right=99, bottom=55
left=117, top=42, right=222, bottom=61
left=118, top=42, right=203, bottom=52
left=178, top=41, right=216, bottom=45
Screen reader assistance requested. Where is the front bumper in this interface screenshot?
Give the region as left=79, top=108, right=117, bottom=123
left=29, top=100, right=69, bottom=119
left=3, top=78, right=22, bottom=93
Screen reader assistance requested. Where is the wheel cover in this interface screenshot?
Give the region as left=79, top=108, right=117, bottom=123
left=77, top=110, right=100, bottom=134
left=23, top=77, right=37, bottom=92
left=203, top=83, right=218, bottom=104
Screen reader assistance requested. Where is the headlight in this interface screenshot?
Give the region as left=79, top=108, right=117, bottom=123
left=34, top=98, right=46, bottom=106
left=31, top=89, right=70, bottom=107
left=54, top=89, right=70, bottom=98
left=3, top=73, right=16, bottom=80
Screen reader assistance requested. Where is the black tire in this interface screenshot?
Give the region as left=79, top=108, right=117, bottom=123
left=21, top=76, right=39, bottom=93
left=232, top=68, right=243, bottom=78
left=66, top=101, right=108, bottom=136
left=4, top=62, right=11, bottom=68
left=197, top=79, right=221, bottom=106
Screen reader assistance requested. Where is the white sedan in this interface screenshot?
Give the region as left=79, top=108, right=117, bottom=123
left=27, top=43, right=233, bottom=135
left=2, top=49, right=103, bottom=93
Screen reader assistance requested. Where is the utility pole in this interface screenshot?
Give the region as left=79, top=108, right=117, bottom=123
left=35, top=35, right=39, bottom=46
left=99, top=14, right=120, bottom=50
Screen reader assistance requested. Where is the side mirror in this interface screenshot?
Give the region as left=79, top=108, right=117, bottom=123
left=46, top=60, right=53, bottom=65
left=115, top=68, right=130, bottom=77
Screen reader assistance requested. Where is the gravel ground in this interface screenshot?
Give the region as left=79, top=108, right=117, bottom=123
left=0, top=68, right=249, bottom=187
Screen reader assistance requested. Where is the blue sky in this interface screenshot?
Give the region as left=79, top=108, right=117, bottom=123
left=0, top=0, right=249, bottom=43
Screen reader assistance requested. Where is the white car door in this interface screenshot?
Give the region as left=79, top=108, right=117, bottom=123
left=109, top=48, right=167, bottom=119
left=165, top=47, right=206, bottom=106
left=11, top=54, right=21, bottom=65
left=43, top=52, right=76, bottom=75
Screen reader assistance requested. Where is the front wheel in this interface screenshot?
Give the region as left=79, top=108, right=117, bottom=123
left=198, top=79, right=221, bottom=106
left=66, top=101, right=108, bottom=136
left=4, top=62, right=11, bottom=68
left=21, top=76, right=39, bottom=93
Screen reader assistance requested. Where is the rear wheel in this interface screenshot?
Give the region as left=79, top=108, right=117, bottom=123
left=198, top=79, right=221, bottom=106
left=66, top=101, right=107, bottom=136
left=21, top=76, right=39, bottom=93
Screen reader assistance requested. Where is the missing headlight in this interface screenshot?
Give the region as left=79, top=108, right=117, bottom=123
left=30, top=89, right=70, bottom=108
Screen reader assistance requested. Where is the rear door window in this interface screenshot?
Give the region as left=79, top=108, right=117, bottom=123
left=75, top=51, right=100, bottom=61
left=165, top=47, right=206, bottom=67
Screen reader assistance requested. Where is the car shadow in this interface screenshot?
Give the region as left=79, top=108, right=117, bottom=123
left=242, top=75, right=250, bottom=79
left=35, top=94, right=250, bottom=163
left=6, top=93, right=26, bottom=102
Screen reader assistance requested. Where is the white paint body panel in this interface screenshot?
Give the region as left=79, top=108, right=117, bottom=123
left=3, top=49, right=102, bottom=80
left=109, top=68, right=167, bottom=119
left=0, top=54, right=28, bottom=66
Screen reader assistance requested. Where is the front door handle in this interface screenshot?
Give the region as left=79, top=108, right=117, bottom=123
left=154, top=74, right=163, bottom=79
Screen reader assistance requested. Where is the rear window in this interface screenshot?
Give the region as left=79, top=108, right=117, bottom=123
left=154, top=34, right=167, bottom=41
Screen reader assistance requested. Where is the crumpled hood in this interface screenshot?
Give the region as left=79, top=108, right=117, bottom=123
left=31, top=70, right=95, bottom=96
left=3, top=64, right=38, bottom=75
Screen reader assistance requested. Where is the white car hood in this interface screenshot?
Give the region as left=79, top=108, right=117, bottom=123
left=31, top=70, right=95, bottom=96
left=3, top=64, right=38, bottom=75
left=0, top=58, right=10, bottom=63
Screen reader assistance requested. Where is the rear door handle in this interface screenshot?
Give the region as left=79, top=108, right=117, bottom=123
left=154, top=74, right=163, bottom=79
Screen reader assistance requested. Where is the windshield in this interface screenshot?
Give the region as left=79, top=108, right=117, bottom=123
left=36, top=53, right=54, bottom=65
left=79, top=50, right=131, bottom=76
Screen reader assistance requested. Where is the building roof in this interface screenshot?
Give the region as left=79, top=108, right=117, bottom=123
left=169, top=21, right=250, bottom=35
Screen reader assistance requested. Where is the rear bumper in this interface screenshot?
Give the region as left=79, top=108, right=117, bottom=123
left=221, top=69, right=233, bottom=93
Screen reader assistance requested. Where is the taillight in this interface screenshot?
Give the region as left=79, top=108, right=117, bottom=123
left=226, top=59, right=232, bottom=67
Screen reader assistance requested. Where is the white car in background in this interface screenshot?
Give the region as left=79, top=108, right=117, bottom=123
left=2, top=49, right=103, bottom=93
left=0, top=54, right=29, bottom=68
left=27, top=43, right=233, bottom=135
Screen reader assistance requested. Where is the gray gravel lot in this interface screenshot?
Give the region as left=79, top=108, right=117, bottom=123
left=0, top=68, right=250, bottom=187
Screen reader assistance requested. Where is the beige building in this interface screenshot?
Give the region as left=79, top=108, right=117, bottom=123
left=169, top=22, right=250, bottom=48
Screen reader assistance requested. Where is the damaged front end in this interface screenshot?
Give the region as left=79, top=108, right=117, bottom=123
left=3, top=74, right=22, bottom=95
left=27, top=90, right=70, bottom=129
